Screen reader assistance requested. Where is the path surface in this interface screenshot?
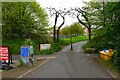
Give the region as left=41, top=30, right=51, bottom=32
left=22, top=41, right=112, bottom=78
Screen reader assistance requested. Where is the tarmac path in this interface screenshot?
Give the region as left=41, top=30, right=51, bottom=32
left=22, top=41, right=113, bottom=78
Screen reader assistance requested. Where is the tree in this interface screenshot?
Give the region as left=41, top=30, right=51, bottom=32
left=47, top=7, right=69, bottom=42
left=2, top=2, right=49, bottom=39
left=60, top=26, right=69, bottom=36
left=67, top=23, right=84, bottom=35
left=82, top=1, right=120, bottom=50
left=47, top=7, right=60, bottom=42
left=48, top=26, right=58, bottom=36
left=68, top=8, right=92, bottom=40
left=82, top=1, right=104, bottom=29
left=101, top=2, right=120, bottom=50
left=61, top=23, right=84, bottom=36
left=84, top=1, right=120, bottom=69
left=72, top=22, right=84, bottom=35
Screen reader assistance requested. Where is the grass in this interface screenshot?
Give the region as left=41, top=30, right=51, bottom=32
left=2, top=35, right=93, bottom=55
left=61, top=35, right=94, bottom=44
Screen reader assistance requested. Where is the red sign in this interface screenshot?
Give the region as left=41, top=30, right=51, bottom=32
left=0, top=47, right=9, bottom=61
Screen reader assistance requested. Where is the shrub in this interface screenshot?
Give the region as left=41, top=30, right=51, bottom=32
left=18, top=58, right=23, bottom=67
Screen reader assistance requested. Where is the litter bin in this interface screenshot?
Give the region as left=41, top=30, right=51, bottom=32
left=100, top=50, right=114, bottom=61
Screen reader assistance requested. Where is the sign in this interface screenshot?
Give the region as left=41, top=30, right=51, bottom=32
left=29, top=46, right=34, bottom=64
left=21, top=47, right=29, bottom=64
left=21, top=48, right=28, bottom=57
left=30, top=46, right=33, bottom=55
left=21, top=46, right=34, bottom=65
left=40, top=44, right=51, bottom=50
left=0, top=47, right=9, bottom=62
left=22, top=58, right=27, bottom=63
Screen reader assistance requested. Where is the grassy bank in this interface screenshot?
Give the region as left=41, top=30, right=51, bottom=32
left=61, top=35, right=94, bottom=44
left=2, top=35, right=91, bottom=55
left=82, top=36, right=105, bottom=54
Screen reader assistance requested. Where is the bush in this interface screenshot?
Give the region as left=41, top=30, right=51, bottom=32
left=82, top=35, right=105, bottom=53
left=111, top=52, right=120, bottom=71
left=18, top=58, right=23, bottom=67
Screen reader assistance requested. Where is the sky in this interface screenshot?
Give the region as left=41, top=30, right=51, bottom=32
left=36, top=0, right=91, bottom=28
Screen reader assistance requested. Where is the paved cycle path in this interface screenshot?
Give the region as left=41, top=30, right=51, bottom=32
left=22, top=41, right=113, bottom=78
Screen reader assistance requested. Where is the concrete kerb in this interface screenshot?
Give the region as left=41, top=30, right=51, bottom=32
left=17, top=59, right=50, bottom=79
left=104, top=67, right=119, bottom=80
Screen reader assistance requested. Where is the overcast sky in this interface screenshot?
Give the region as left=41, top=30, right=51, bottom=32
left=36, top=0, right=91, bottom=28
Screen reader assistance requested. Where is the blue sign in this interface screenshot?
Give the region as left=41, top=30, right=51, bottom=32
left=22, top=58, right=27, bottom=63
left=21, top=48, right=28, bottom=57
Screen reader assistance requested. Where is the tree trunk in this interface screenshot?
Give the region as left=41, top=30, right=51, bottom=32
left=57, top=30, right=59, bottom=43
left=57, top=16, right=65, bottom=43
left=54, top=14, right=58, bottom=42
left=88, top=27, right=91, bottom=41
left=54, top=25, right=56, bottom=42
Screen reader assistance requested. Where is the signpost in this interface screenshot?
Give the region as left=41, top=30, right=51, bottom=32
left=21, top=46, right=34, bottom=65
left=39, top=44, right=51, bottom=50
left=29, top=46, right=34, bottom=65
left=21, top=46, right=29, bottom=64
left=0, top=47, right=13, bottom=70
left=0, top=47, right=9, bottom=63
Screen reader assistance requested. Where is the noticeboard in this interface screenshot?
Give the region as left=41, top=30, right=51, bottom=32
left=0, top=47, right=9, bottom=62
left=21, top=48, right=29, bottom=57
left=21, top=46, right=34, bottom=64
left=30, top=46, right=33, bottom=55
left=40, top=44, right=51, bottom=50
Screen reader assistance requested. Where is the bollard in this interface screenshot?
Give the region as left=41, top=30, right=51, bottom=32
left=71, top=42, right=73, bottom=50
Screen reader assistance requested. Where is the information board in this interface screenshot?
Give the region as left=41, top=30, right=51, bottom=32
left=30, top=46, right=33, bottom=55
left=21, top=46, right=34, bottom=65
left=21, top=48, right=28, bottom=57
left=0, top=47, right=9, bottom=61
left=40, top=44, right=51, bottom=50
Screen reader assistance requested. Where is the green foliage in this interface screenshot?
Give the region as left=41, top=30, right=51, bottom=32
left=2, top=35, right=89, bottom=55
left=2, top=2, right=49, bottom=39
left=2, top=37, right=49, bottom=55
left=82, top=1, right=103, bottom=29
left=18, top=58, right=23, bottom=67
left=60, top=26, right=69, bottom=36
left=83, top=1, right=120, bottom=71
left=61, top=23, right=84, bottom=36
